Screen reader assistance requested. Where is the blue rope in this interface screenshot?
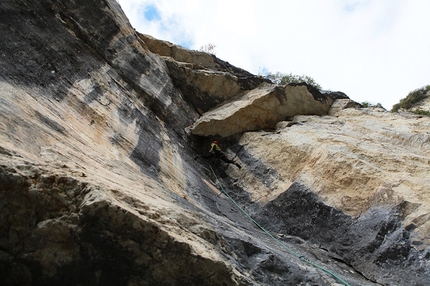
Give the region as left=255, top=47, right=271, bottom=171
left=208, top=165, right=351, bottom=286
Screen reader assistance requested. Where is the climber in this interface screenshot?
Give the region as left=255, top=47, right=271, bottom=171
left=195, top=140, right=241, bottom=169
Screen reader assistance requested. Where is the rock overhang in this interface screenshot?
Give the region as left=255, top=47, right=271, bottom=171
left=189, top=82, right=335, bottom=137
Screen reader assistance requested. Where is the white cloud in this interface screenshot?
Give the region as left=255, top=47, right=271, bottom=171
left=118, top=0, right=430, bottom=109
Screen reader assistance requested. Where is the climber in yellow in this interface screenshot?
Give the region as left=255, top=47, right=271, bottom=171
left=209, top=140, right=222, bottom=153
left=196, top=140, right=241, bottom=169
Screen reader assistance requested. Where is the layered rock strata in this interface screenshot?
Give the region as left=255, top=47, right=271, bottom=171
left=139, top=33, right=271, bottom=113
left=0, top=0, right=429, bottom=285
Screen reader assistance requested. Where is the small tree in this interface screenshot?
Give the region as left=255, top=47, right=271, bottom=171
left=199, top=43, right=216, bottom=55
left=266, top=72, right=322, bottom=90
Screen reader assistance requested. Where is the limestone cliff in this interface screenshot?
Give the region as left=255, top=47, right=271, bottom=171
left=0, top=1, right=429, bottom=286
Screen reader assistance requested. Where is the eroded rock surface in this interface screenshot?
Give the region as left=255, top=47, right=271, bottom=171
left=226, top=108, right=430, bottom=284
left=0, top=0, right=429, bottom=285
left=139, top=33, right=271, bottom=113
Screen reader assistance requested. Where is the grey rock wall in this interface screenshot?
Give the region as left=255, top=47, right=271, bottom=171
left=0, top=0, right=429, bottom=285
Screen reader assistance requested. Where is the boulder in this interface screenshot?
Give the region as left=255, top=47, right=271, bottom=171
left=190, top=83, right=334, bottom=137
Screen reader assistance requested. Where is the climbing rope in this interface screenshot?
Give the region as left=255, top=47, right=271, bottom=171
left=208, top=165, right=351, bottom=286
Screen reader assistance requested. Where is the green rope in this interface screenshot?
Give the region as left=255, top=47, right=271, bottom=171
left=208, top=165, right=351, bottom=286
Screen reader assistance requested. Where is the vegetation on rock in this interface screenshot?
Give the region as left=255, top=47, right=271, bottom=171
left=265, top=72, right=322, bottom=90
left=391, top=85, right=430, bottom=112
left=410, top=109, right=430, bottom=116
left=361, top=101, right=384, bottom=108
left=199, top=43, right=217, bottom=55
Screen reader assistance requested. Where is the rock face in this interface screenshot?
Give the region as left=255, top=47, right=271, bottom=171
left=139, top=33, right=271, bottom=113
left=328, top=98, right=362, bottom=115
left=230, top=108, right=430, bottom=284
left=1, top=0, right=429, bottom=286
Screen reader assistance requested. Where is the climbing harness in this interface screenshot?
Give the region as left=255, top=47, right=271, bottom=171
left=208, top=165, right=351, bottom=286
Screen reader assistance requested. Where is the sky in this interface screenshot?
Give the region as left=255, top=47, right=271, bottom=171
left=117, top=0, right=430, bottom=110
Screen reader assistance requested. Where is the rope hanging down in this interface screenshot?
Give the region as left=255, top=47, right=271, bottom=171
left=208, top=165, right=351, bottom=286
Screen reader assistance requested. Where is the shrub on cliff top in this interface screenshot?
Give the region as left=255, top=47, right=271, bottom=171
left=199, top=43, right=217, bottom=55
left=265, top=72, right=322, bottom=90
left=392, top=85, right=430, bottom=112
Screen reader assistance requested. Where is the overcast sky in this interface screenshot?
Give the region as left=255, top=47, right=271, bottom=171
left=117, top=0, right=430, bottom=110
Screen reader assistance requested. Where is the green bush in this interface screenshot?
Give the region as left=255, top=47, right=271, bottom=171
left=410, top=109, right=430, bottom=116
left=361, top=101, right=383, bottom=108
left=391, top=85, right=430, bottom=112
left=266, top=72, right=322, bottom=90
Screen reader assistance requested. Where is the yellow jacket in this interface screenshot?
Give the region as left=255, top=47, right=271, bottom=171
left=210, top=143, right=221, bottom=153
